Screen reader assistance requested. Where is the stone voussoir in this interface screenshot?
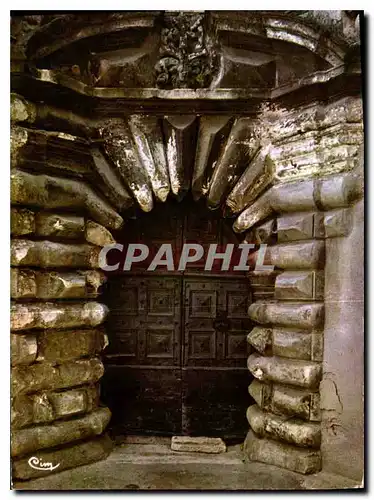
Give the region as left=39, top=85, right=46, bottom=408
left=85, top=220, right=116, bottom=247
left=11, top=169, right=124, bottom=230
left=11, top=302, right=108, bottom=331
left=246, top=404, right=321, bottom=448
left=243, top=430, right=321, bottom=474
left=248, top=302, right=324, bottom=330
left=247, top=353, right=322, bottom=389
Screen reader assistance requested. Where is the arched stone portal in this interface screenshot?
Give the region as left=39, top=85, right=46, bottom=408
left=10, top=11, right=364, bottom=485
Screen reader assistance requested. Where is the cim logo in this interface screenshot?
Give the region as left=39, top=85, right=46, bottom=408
left=28, top=456, right=60, bottom=472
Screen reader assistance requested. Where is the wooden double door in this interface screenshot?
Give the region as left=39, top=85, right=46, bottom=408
left=101, top=199, right=253, bottom=439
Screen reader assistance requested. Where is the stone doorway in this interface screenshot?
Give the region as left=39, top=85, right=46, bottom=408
left=101, top=198, right=253, bottom=440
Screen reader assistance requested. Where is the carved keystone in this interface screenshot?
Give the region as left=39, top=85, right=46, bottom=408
left=248, top=302, right=324, bottom=330
left=244, top=430, right=321, bottom=474
left=247, top=353, right=322, bottom=389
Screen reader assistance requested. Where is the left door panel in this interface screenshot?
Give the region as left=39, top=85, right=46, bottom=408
left=101, top=276, right=182, bottom=435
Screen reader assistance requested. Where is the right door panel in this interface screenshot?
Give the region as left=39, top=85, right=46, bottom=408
left=182, top=277, right=253, bottom=439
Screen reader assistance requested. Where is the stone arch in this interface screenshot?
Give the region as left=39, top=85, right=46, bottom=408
left=11, top=11, right=364, bottom=483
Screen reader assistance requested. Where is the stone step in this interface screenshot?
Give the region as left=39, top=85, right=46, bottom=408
left=171, top=436, right=226, bottom=454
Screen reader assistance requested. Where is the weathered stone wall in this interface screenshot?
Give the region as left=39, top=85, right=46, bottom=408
left=10, top=101, right=122, bottom=480
left=10, top=10, right=363, bottom=483
left=239, top=96, right=364, bottom=475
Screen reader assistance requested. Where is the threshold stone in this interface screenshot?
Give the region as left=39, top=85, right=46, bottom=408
left=171, top=436, right=226, bottom=454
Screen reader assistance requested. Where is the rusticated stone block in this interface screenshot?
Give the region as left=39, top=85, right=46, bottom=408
left=37, top=328, right=106, bottom=363
left=311, top=332, right=324, bottom=362
left=309, top=393, right=322, bottom=422
left=246, top=405, right=321, bottom=448
left=35, top=213, right=85, bottom=239
left=248, top=380, right=272, bottom=410
left=248, top=302, right=324, bottom=330
left=11, top=208, right=35, bottom=236
left=11, top=240, right=101, bottom=268
left=171, top=436, right=226, bottom=453
left=11, top=269, right=106, bottom=299
left=244, top=430, right=321, bottom=474
left=11, top=169, right=124, bottom=230
left=245, top=219, right=276, bottom=245
left=11, top=334, right=37, bottom=366
left=11, top=268, right=36, bottom=298
left=272, top=328, right=312, bottom=360
left=277, top=212, right=315, bottom=243
left=12, top=358, right=104, bottom=396
left=275, top=271, right=324, bottom=301
left=11, top=407, right=111, bottom=457
left=12, top=434, right=113, bottom=480
left=247, top=353, right=322, bottom=389
left=323, top=208, right=353, bottom=238
left=247, top=327, right=272, bottom=354
left=271, top=385, right=312, bottom=420
left=267, top=241, right=325, bottom=270
left=11, top=302, right=108, bottom=331
left=11, top=386, right=99, bottom=429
